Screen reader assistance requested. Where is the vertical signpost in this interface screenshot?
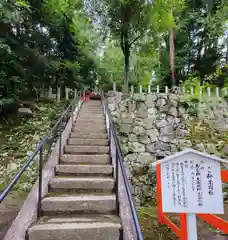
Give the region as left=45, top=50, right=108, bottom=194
left=152, top=148, right=226, bottom=240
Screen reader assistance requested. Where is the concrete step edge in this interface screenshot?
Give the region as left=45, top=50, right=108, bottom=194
left=42, top=194, right=116, bottom=202
left=29, top=222, right=121, bottom=231
left=56, top=164, right=113, bottom=175
left=71, top=129, right=106, bottom=133
left=37, top=215, right=120, bottom=225
left=61, top=154, right=110, bottom=160
left=41, top=195, right=116, bottom=214
left=70, top=133, right=108, bottom=139
left=64, top=146, right=109, bottom=154
left=67, top=140, right=108, bottom=146
left=49, top=177, right=115, bottom=182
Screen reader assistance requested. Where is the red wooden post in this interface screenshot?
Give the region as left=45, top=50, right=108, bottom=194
left=156, top=164, right=163, bottom=224
left=180, top=213, right=188, bottom=240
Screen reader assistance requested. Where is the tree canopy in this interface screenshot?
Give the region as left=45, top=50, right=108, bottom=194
left=90, top=0, right=228, bottom=91
left=1, top=0, right=228, bottom=109
left=0, top=0, right=102, bottom=109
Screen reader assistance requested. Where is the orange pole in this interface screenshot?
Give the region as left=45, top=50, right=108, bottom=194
left=221, top=170, right=228, bottom=182
left=180, top=213, right=188, bottom=240
left=197, top=214, right=228, bottom=233
left=156, top=164, right=163, bottom=224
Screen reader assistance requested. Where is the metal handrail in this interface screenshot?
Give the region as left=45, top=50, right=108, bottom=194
left=0, top=97, right=82, bottom=217
left=101, top=93, right=143, bottom=240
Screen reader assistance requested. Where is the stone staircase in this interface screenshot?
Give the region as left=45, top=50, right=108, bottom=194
left=27, top=101, right=122, bottom=240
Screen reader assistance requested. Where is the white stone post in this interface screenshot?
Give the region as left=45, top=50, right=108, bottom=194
left=199, top=87, right=202, bottom=100
left=65, top=87, right=69, bottom=100
left=48, top=86, right=52, bottom=99
left=216, top=87, right=220, bottom=98
left=139, top=85, right=143, bottom=93
left=157, top=85, right=160, bottom=93
left=148, top=85, right=151, bottom=94
left=113, top=82, right=116, bottom=92
left=207, top=87, right=211, bottom=98
left=190, top=86, right=194, bottom=96
left=131, top=85, right=134, bottom=96
left=57, top=87, right=61, bottom=102
left=165, top=86, right=168, bottom=94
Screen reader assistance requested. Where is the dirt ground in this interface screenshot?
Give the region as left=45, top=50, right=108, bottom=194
left=197, top=203, right=228, bottom=240
left=0, top=192, right=25, bottom=240
left=139, top=203, right=228, bottom=240
left=166, top=203, right=228, bottom=240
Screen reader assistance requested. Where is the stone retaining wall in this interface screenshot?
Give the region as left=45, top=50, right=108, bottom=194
left=108, top=92, right=228, bottom=205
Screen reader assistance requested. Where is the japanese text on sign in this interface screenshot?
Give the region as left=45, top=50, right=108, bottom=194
left=160, top=153, right=224, bottom=214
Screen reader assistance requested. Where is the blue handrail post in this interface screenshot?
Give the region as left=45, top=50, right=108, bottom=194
left=71, top=102, right=74, bottom=127
left=58, top=117, right=62, bottom=165
left=116, top=149, right=119, bottom=216
left=37, top=145, right=43, bottom=218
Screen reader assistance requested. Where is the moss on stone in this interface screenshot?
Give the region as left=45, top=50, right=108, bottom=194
left=185, top=120, right=228, bottom=158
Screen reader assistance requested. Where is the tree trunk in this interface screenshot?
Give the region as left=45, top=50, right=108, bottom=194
left=123, top=49, right=130, bottom=95
left=120, top=23, right=130, bottom=97
left=169, top=7, right=176, bottom=86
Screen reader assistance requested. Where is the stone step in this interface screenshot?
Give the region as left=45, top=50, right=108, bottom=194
left=64, top=146, right=109, bottom=154
left=81, top=109, right=102, bottom=111
left=73, top=122, right=105, bottom=127
left=28, top=215, right=121, bottom=240
left=77, top=119, right=105, bottom=123
left=56, top=164, right=113, bottom=176
left=82, top=106, right=102, bottom=108
left=70, top=132, right=108, bottom=139
left=73, top=125, right=105, bottom=131
left=75, top=121, right=105, bottom=126
left=68, top=138, right=108, bottom=146
left=61, top=155, right=110, bottom=165
left=83, top=104, right=102, bottom=106
left=77, top=109, right=102, bottom=113
left=78, top=114, right=104, bottom=118
left=80, top=110, right=103, bottom=112
left=76, top=115, right=103, bottom=118
left=71, top=128, right=106, bottom=133
left=79, top=113, right=103, bottom=116
left=75, top=118, right=105, bottom=122
left=41, top=194, right=116, bottom=214
left=78, top=117, right=104, bottom=120
left=49, top=177, right=115, bottom=192
left=39, top=214, right=120, bottom=224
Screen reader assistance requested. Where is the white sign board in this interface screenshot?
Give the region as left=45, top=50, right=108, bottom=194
left=160, top=151, right=224, bottom=214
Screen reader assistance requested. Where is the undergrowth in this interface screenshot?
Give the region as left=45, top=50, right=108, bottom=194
left=0, top=99, right=70, bottom=195
left=137, top=206, right=177, bottom=240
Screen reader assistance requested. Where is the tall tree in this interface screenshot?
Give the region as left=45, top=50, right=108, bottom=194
left=89, top=0, right=173, bottom=94
left=0, top=0, right=102, bottom=112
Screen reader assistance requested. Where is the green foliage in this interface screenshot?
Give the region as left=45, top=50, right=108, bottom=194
left=138, top=206, right=177, bottom=239
left=153, top=0, right=228, bottom=87
left=180, top=74, right=209, bottom=96
left=0, top=100, right=67, bottom=193
left=0, top=0, right=101, bottom=112
left=186, top=120, right=228, bottom=158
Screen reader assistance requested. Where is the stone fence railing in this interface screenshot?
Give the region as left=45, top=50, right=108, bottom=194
left=40, top=86, right=78, bottom=102
left=112, top=83, right=228, bottom=99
